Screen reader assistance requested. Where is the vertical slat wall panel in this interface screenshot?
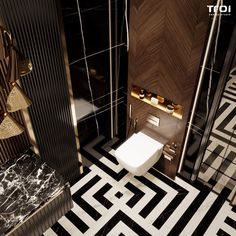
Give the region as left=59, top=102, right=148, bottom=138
left=0, top=0, right=80, bottom=181
left=0, top=58, right=31, bottom=164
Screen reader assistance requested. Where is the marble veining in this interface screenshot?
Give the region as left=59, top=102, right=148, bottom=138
left=0, top=149, right=65, bottom=235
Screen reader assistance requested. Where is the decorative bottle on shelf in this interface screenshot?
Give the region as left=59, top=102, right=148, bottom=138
left=139, top=89, right=145, bottom=99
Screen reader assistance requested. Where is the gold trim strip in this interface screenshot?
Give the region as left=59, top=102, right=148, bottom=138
left=131, top=85, right=184, bottom=120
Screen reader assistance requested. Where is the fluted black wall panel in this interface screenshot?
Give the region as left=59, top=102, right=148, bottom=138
left=0, top=0, right=80, bottom=181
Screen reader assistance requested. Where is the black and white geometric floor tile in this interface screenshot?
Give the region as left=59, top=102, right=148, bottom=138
left=43, top=137, right=236, bottom=236
left=198, top=71, right=236, bottom=201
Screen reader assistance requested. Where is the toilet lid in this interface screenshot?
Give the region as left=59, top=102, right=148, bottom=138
left=115, top=132, right=163, bottom=167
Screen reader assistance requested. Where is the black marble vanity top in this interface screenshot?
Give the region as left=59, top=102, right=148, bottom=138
left=0, top=149, right=66, bottom=235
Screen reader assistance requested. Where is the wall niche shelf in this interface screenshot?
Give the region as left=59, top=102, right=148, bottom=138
left=131, top=85, right=184, bottom=120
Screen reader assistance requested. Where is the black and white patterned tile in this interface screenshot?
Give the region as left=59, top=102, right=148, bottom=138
left=43, top=137, right=236, bottom=236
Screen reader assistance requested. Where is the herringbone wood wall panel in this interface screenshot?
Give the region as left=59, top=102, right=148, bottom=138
left=127, top=0, right=212, bottom=178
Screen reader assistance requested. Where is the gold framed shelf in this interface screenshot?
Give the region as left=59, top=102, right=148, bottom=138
left=131, top=85, right=184, bottom=120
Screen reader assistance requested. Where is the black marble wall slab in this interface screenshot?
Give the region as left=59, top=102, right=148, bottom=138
left=61, top=0, right=128, bottom=145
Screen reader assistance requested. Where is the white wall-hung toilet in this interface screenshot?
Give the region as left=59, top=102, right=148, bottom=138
left=115, top=131, right=164, bottom=176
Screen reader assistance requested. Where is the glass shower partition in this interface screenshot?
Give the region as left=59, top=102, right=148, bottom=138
left=179, top=0, right=236, bottom=203
left=197, top=64, right=236, bottom=203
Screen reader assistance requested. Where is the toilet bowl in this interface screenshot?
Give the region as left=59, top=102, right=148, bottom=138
left=115, top=131, right=164, bottom=176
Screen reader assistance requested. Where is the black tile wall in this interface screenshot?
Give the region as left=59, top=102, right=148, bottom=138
left=61, top=0, right=128, bottom=145
left=80, top=2, right=109, bottom=56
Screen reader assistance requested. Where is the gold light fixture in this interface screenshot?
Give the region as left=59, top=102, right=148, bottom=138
left=0, top=26, right=11, bottom=60
left=0, top=112, right=24, bottom=139
left=7, top=47, right=19, bottom=83
left=17, top=49, right=33, bottom=76
left=6, top=82, right=32, bottom=112
left=0, top=25, right=33, bottom=140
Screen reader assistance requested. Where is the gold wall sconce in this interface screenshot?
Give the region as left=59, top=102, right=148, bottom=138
left=0, top=25, right=33, bottom=140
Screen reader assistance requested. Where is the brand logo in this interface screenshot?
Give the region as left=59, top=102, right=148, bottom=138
left=207, top=5, right=231, bottom=16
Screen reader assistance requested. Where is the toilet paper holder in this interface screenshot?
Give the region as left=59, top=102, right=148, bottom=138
left=163, top=143, right=177, bottom=161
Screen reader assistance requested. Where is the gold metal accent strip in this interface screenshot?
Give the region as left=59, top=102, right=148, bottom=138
left=131, top=85, right=184, bottom=119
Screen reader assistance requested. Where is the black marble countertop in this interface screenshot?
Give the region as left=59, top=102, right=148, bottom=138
left=0, top=149, right=66, bottom=235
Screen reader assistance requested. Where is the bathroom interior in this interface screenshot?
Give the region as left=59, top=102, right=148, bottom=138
left=0, top=0, right=236, bottom=235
